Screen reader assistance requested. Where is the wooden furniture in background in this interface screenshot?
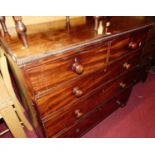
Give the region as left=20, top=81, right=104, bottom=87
left=0, top=17, right=154, bottom=137
left=0, top=16, right=73, bottom=48
left=12, top=16, right=28, bottom=48
left=0, top=48, right=32, bottom=137
left=0, top=75, right=27, bottom=138
left=0, top=16, right=28, bottom=47
left=0, top=16, right=10, bottom=37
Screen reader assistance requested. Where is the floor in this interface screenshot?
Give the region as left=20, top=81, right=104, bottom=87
left=0, top=72, right=155, bottom=138
left=83, top=72, right=155, bottom=138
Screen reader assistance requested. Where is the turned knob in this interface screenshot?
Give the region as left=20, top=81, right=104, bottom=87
left=123, top=62, right=131, bottom=70
left=139, top=42, right=142, bottom=47
left=76, top=128, right=80, bottom=133
left=72, top=87, right=83, bottom=97
left=116, top=100, right=125, bottom=108
left=72, top=61, right=84, bottom=74
left=75, top=109, right=83, bottom=118
left=128, top=42, right=137, bottom=49
left=119, top=82, right=126, bottom=88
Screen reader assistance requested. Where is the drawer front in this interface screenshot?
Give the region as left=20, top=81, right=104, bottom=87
left=109, top=29, right=148, bottom=62
left=25, top=43, right=108, bottom=94
left=42, top=70, right=136, bottom=137
left=36, top=49, right=142, bottom=118
left=57, top=87, right=132, bottom=138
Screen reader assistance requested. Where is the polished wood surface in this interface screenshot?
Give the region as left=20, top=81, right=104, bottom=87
left=24, top=42, right=108, bottom=94
left=42, top=70, right=137, bottom=137
left=109, top=29, right=148, bottom=62
left=57, top=87, right=132, bottom=138
left=1, top=17, right=153, bottom=65
left=36, top=49, right=141, bottom=119
left=0, top=17, right=154, bottom=138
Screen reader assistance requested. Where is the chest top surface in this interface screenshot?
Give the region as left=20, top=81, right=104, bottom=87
left=0, top=16, right=154, bottom=65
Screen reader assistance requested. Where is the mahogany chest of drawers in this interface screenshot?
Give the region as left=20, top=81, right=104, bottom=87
left=0, top=17, right=154, bottom=137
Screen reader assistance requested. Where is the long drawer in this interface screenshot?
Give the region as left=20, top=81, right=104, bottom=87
left=24, top=42, right=108, bottom=94
left=23, top=29, right=148, bottom=95
left=42, top=70, right=136, bottom=137
left=36, top=49, right=142, bottom=118
left=56, top=87, right=133, bottom=138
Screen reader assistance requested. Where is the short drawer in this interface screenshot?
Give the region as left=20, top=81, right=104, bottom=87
left=42, top=70, right=136, bottom=137
left=109, top=29, right=148, bottom=62
left=36, top=49, right=141, bottom=118
left=24, top=42, right=108, bottom=94
left=56, top=87, right=132, bottom=138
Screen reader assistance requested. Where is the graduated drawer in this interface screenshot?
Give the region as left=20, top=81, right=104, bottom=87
left=42, top=70, right=136, bottom=137
left=36, top=49, right=141, bottom=118
left=57, top=87, right=132, bottom=138
left=109, top=29, right=148, bottom=62
left=24, top=42, right=108, bottom=94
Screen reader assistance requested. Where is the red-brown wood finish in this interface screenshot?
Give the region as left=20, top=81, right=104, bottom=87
left=36, top=49, right=142, bottom=119
left=24, top=42, right=108, bottom=95
left=57, top=87, right=132, bottom=138
left=0, top=17, right=154, bottom=138
left=42, top=69, right=137, bottom=137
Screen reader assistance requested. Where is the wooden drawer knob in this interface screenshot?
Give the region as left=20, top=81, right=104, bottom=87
left=72, top=62, right=84, bottom=74
left=123, top=62, right=131, bottom=70
left=72, top=87, right=83, bottom=97
left=139, top=42, right=142, bottom=47
left=75, top=109, right=83, bottom=118
left=76, top=128, right=80, bottom=133
left=128, top=42, right=137, bottom=49
left=116, top=100, right=125, bottom=108
left=119, top=82, right=126, bottom=88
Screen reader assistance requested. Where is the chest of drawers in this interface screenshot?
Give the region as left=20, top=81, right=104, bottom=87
left=0, top=17, right=154, bottom=137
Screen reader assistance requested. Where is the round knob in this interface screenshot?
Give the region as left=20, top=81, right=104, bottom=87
left=123, top=62, right=131, bottom=70
left=139, top=42, right=142, bottom=47
left=128, top=42, right=137, bottom=49
left=116, top=100, right=125, bottom=108
left=76, top=128, right=80, bottom=133
left=119, top=82, right=126, bottom=88
left=72, top=87, right=83, bottom=98
left=75, top=109, right=83, bottom=118
left=72, top=62, right=84, bottom=74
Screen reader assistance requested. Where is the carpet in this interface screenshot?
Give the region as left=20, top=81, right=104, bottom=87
left=83, top=72, right=155, bottom=138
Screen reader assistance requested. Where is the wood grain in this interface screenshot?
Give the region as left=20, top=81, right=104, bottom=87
left=24, top=42, right=108, bottom=94
left=1, top=17, right=153, bottom=65
left=36, top=49, right=142, bottom=118
left=42, top=69, right=137, bottom=137
left=56, top=87, right=132, bottom=138
left=0, top=17, right=153, bottom=138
